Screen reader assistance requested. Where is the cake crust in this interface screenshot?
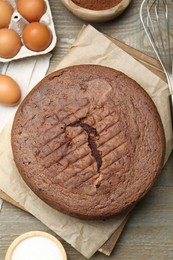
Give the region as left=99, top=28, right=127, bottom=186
left=11, top=65, right=165, bottom=219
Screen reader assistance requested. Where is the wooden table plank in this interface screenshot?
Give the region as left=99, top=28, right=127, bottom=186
left=1, top=184, right=173, bottom=260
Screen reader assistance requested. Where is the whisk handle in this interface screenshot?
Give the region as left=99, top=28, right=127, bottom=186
left=169, top=94, right=173, bottom=127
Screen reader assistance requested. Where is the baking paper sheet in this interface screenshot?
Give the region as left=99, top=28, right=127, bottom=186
left=0, top=25, right=172, bottom=258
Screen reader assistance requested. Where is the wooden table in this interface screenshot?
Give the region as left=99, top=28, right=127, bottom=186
left=0, top=1, right=173, bottom=259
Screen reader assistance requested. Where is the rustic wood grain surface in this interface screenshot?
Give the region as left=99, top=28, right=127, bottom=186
left=0, top=0, right=173, bottom=259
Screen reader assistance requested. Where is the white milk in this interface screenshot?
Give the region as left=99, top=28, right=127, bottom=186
left=11, top=236, right=64, bottom=260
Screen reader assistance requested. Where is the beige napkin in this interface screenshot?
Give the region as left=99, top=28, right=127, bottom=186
left=0, top=25, right=172, bottom=259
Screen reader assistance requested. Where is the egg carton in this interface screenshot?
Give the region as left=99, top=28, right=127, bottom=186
left=0, top=0, right=57, bottom=63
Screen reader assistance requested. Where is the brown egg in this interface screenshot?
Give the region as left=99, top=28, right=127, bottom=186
left=0, top=1, right=13, bottom=28
left=17, top=0, right=46, bottom=22
left=0, top=75, right=21, bottom=105
left=0, top=29, right=22, bottom=58
left=23, top=22, right=52, bottom=52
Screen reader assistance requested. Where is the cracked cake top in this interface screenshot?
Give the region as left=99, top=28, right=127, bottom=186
left=11, top=65, right=165, bottom=219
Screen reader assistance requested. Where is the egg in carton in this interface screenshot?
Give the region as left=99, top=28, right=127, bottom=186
left=0, top=0, right=57, bottom=63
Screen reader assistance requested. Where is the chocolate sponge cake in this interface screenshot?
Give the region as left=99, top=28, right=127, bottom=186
left=11, top=65, right=165, bottom=219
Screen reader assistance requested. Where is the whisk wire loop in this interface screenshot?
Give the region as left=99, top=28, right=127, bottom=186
left=140, top=0, right=173, bottom=93
left=140, top=0, right=173, bottom=126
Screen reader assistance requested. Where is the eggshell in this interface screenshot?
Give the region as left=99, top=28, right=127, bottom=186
left=0, top=75, right=21, bottom=105
left=17, top=0, right=46, bottom=22
left=22, top=22, right=52, bottom=52
left=0, top=1, right=13, bottom=28
left=0, top=0, right=57, bottom=62
left=0, top=28, right=22, bottom=58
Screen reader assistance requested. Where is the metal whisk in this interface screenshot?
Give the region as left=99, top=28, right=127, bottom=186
left=140, top=0, right=173, bottom=123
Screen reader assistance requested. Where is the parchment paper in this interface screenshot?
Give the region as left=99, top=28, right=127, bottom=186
left=0, top=25, right=172, bottom=259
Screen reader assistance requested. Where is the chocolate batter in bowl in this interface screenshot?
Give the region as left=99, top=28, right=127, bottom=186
left=61, top=0, right=132, bottom=22
left=71, top=0, right=123, bottom=10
